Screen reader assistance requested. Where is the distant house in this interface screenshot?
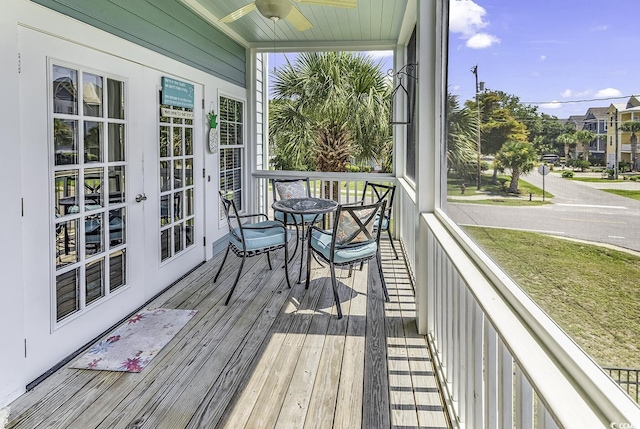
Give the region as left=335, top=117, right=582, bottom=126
left=582, top=107, right=608, bottom=161
left=606, top=96, right=640, bottom=169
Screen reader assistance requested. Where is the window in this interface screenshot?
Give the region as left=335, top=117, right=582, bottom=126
left=158, top=92, right=196, bottom=262
left=52, top=63, right=127, bottom=322
left=219, top=95, right=244, bottom=213
left=444, top=1, right=639, bottom=376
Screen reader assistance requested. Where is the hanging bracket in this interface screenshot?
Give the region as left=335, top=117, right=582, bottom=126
left=388, top=63, right=418, bottom=125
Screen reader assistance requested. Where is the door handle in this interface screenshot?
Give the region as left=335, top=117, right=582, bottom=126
left=135, top=193, right=147, bottom=203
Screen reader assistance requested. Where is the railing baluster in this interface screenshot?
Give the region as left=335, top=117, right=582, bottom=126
left=485, top=322, right=498, bottom=429
left=516, top=365, right=534, bottom=429
left=499, top=339, right=513, bottom=428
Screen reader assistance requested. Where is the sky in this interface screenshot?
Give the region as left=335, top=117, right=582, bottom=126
left=448, top=0, right=640, bottom=118
left=269, top=0, right=640, bottom=120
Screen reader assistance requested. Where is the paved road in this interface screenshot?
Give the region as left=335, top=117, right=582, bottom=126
left=446, top=171, right=640, bottom=253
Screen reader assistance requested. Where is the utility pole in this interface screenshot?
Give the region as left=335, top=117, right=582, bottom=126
left=471, top=65, right=483, bottom=190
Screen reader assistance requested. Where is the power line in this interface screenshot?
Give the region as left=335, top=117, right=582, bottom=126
left=523, top=95, right=635, bottom=105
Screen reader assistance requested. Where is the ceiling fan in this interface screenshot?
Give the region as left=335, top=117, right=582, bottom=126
left=220, top=0, right=357, bottom=32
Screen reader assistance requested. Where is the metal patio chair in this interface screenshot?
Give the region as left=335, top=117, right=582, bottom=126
left=214, top=191, right=291, bottom=305
left=360, top=182, right=399, bottom=259
left=306, top=200, right=389, bottom=319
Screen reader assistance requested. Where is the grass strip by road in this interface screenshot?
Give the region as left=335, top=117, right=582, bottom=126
left=464, top=225, right=640, bottom=369
left=601, top=189, right=640, bottom=201
left=447, top=174, right=553, bottom=206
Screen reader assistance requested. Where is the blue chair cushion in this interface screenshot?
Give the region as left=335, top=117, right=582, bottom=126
left=275, top=211, right=319, bottom=225
left=230, top=220, right=290, bottom=252
left=373, top=214, right=389, bottom=231
left=310, top=229, right=378, bottom=264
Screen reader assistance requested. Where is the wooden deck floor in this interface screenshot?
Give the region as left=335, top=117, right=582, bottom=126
left=7, top=240, right=449, bottom=429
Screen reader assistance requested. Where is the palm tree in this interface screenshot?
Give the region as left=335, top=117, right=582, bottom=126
left=270, top=52, right=391, bottom=176
left=556, top=133, right=575, bottom=163
left=446, top=93, right=478, bottom=179
left=494, top=140, right=537, bottom=193
left=620, top=121, right=640, bottom=170
left=574, top=130, right=595, bottom=161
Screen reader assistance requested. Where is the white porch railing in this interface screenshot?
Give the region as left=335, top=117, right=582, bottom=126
left=252, top=170, right=396, bottom=223
left=420, top=211, right=640, bottom=428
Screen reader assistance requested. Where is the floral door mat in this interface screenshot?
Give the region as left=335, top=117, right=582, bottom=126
left=70, top=307, right=197, bottom=372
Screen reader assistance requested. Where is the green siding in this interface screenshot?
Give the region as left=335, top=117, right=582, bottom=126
left=32, top=0, right=246, bottom=87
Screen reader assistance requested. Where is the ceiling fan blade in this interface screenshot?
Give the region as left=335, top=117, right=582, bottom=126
left=220, top=3, right=257, bottom=23
left=296, top=0, right=357, bottom=8
left=286, top=6, right=313, bottom=31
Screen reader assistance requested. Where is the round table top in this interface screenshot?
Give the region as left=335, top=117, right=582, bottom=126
left=272, top=197, right=338, bottom=215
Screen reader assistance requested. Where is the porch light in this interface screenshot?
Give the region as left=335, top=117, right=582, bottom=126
left=389, top=63, right=417, bottom=125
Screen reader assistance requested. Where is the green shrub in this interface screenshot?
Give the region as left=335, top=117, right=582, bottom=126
left=562, top=170, right=574, bottom=178
left=631, top=176, right=639, bottom=182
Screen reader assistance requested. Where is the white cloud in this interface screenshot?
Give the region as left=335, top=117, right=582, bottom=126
left=449, top=0, right=488, bottom=37
left=367, top=50, right=393, bottom=59
left=594, top=25, right=608, bottom=31
left=561, top=89, right=592, bottom=98
left=450, top=0, right=499, bottom=49
left=467, top=33, right=500, bottom=49
left=540, top=55, right=546, bottom=61
left=541, top=101, right=562, bottom=109
left=452, top=84, right=461, bottom=91
left=595, top=87, right=622, bottom=98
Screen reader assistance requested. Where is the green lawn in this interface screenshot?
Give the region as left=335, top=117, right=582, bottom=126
left=447, top=174, right=553, bottom=204
left=464, top=226, right=640, bottom=369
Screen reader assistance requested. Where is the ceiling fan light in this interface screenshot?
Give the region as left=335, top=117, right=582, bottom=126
left=256, top=0, right=293, bottom=20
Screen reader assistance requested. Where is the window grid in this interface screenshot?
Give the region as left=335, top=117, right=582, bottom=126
left=51, top=62, right=127, bottom=323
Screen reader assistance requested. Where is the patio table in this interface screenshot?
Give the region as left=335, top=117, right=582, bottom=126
left=272, top=197, right=338, bottom=283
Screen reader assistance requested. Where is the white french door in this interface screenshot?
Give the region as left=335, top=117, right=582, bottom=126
left=19, top=27, right=205, bottom=382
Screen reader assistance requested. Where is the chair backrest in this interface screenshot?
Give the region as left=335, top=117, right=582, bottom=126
left=330, top=200, right=386, bottom=254
left=218, top=190, right=245, bottom=245
left=272, top=177, right=311, bottom=202
left=362, top=181, right=396, bottom=218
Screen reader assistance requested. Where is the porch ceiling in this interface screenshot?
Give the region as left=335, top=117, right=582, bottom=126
left=180, top=0, right=412, bottom=49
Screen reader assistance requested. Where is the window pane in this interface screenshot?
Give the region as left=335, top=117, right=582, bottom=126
left=56, top=268, right=79, bottom=321
left=107, top=78, right=125, bottom=119
left=185, top=158, right=193, bottom=186
left=160, top=126, right=170, bottom=158
left=108, top=166, right=125, bottom=204
left=85, top=212, right=104, bottom=256
left=173, top=127, right=183, bottom=156
left=185, top=128, right=193, bottom=155
left=174, top=223, right=184, bottom=253
left=83, top=73, right=103, bottom=117
left=108, top=123, right=125, bottom=162
left=160, top=195, right=170, bottom=226
left=185, top=218, right=194, bottom=247
left=174, top=159, right=183, bottom=189
left=54, top=119, right=78, bottom=166
left=160, top=161, right=170, bottom=192
left=84, top=121, right=103, bottom=163
left=109, top=208, right=125, bottom=248
left=174, top=191, right=183, bottom=221
left=109, top=249, right=126, bottom=292
left=85, top=258, right=105, bottom=305
left=84, top=167, right=104, bottom=210
left=161, top=229, right=170, bottom=261
left=55, top=219, right=78, bottom=269
left=55, top=170, right=79, bottom=216
left=185, top=188, right=194, bottom=217
left=53, top=66, right=77, bottom=115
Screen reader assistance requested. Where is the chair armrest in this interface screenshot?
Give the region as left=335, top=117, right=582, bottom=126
left=237, top=213, right=269, bottom=222
left=308, top=225, right=331, bottom=235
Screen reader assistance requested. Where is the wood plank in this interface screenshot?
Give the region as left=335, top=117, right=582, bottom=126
left=273, top=274, right=334, bottom=428
left=185, top=266, right=315, bottom=428
left=385, top=256, right=420, bottom=428
left=363, top=257, right=391, bottom=428
left=327, top=264, right=368, bottom=429
left=81, top=251, right=292, bottom=428
left=109, top=253, right=295, bottom=429
left=242, top=262, right=329, bottom=428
